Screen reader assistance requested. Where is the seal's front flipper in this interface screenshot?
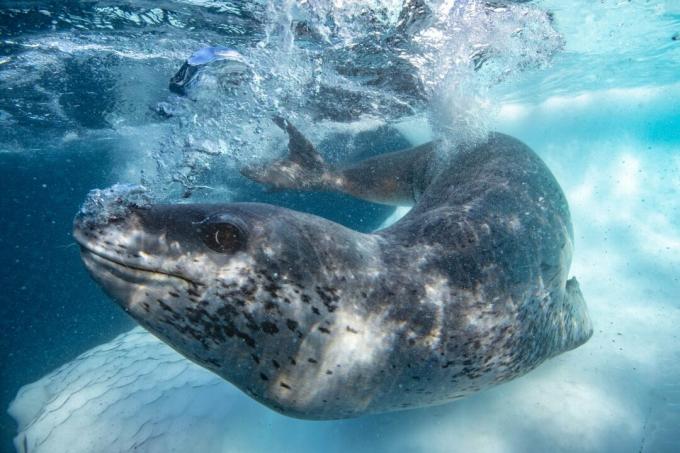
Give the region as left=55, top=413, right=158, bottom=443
left=241, top=117, right=332, bottom=191
left=557, top=277, right=594, bottom=353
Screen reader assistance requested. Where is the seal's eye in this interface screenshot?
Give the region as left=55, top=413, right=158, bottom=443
left=199, top=216, right=247, bottom=254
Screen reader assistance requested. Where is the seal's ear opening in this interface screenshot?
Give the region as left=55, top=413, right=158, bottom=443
left=197, top=214, right=248, bottom=254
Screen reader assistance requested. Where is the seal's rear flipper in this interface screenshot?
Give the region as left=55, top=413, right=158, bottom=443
left=271, top=116, right=327, bottom=172
left=241, top=117, right=331, bottom=191
left=241, top=116, right=435, bottom=206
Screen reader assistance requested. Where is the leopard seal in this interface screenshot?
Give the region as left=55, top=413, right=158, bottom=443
left=73, top=118, right=592, bottom=419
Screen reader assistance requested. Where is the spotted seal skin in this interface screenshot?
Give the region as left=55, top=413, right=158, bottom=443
left=73, top=120, right=592, bottom=420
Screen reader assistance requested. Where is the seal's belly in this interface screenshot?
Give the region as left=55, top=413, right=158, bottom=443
left=244, top=260, right=568, bottom=419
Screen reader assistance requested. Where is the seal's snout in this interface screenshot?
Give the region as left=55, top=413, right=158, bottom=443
left=74, top=183, right=150, bottom=237
left=73, top=184, right=152, bottom=269
left=72, top=185, right=186, bottom=312
left=76, top=183, right=150, bottom=224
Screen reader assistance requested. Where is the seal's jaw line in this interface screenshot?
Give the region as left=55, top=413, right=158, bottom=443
left=79, top=247, right=198, bottom=288
left=80, top=249, right=199, bottom=320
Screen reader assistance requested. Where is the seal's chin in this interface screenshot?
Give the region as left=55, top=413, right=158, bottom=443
left=79, top=248, right=187, bottom=309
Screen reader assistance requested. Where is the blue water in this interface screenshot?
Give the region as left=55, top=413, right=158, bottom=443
left=1, top=1, right=679, bottom=452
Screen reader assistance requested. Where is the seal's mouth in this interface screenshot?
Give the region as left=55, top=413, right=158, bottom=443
left=80, top=247, right=158, bottom=283
left=78, top=246, right=194, bottom=287
left=78, top=247, right=198, bottom=314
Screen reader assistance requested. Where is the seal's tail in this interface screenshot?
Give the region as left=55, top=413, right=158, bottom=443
left=241, top=117, right=332, bottom=191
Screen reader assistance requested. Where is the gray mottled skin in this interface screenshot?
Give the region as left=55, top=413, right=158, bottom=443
left=74, top=120, right=592, bottom=420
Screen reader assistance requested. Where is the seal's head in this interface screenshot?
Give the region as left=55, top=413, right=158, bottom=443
left=73, top=185, right=383, bottom=418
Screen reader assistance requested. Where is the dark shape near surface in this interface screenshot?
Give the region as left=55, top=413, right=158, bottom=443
left=169, top=46, right=249, bottom=96
left=74, top=119, right=593, bottom=419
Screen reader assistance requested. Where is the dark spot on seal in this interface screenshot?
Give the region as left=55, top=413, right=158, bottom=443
left=241, top=281, right=256, bottom=296
left=272, top=359, right=280, bottom=369
left=260, top=372, right=269, bottom=381
left=261, top=321, right=279, bottom=334
left=315, top=286, right=338, bottom=312
left=157, top=300, right=174, bottom=313
left=286, top=319, right=298, bottom=331
left=242, top=312, right=259, bottom=331
left=308, top=358, right=318, bottom=364
left=264, top=282, right=280, bottom=296
left=236, top=330, right=256, bottom=348
left=168, top=291, right=180, bottom=298
left=206, top=358, right=220, bottom=367
left=280, top=382, right=291, bottom=390
left=234, top=298, right=246, bottom=307
left=318, top=326, right=331, bottom=334
left=346, top=326, right=359, bottom=334
left=251, top=353, right=260, bottom=364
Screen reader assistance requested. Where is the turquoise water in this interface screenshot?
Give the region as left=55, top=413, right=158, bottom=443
left=1, top=1, right=679, bottom=452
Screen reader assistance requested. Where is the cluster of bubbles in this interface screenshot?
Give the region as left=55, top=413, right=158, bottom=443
left=77, top=183, right=152, bottom=227
left=148, top=0, right=562, bottom=198
left=0, top=1, right=563, bottom=199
